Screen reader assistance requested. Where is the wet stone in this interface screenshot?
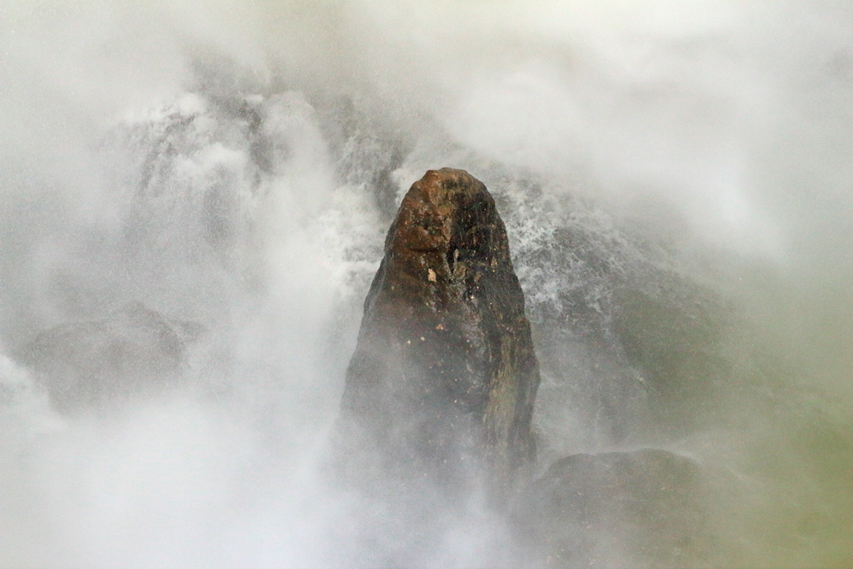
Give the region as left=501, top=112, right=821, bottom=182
left=19, top=302, right=202, bottom=412
left=337, top=168, right=540, bottom=501
left=512, top=449, right=714, bottom=569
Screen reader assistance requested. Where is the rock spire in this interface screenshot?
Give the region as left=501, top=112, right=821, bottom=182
left=338, top=168, right=540, bottom=497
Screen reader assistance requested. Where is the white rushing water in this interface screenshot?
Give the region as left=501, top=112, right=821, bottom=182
left=1, top=1, right=851, bottom=567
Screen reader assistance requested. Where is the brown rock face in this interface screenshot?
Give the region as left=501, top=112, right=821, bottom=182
left=338, top=168, right=540, bottom=496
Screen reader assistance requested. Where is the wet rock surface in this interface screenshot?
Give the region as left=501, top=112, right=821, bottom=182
left=513, top=448, right=713, bottom=568
left=19, top=302, right=202, bottom=412
left=337, top=168, right=540, bottom=498
left=336, top=169, right=718, bottom=568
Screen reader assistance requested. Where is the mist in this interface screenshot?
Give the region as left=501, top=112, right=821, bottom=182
left=1, top=1, right=851, bottom=567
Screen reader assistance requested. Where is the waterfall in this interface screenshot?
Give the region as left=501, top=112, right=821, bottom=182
left=1, top=1, right=851, bottom=567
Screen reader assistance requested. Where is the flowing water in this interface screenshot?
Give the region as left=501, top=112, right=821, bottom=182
left=1, top=1, right=851, bottom=567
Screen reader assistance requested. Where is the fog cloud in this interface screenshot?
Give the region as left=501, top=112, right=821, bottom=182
left=1, top=0, right=851, bottom=567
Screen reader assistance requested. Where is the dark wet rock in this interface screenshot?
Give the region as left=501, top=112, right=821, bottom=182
left=513, top=448, right=713, bottom=568
left=337, top=168, right=540, bottom=499
left=19, top=302, right=202, bottom=412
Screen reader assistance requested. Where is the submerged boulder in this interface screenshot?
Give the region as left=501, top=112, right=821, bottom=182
left=338, top=168, right=540, bottom=498
left=513, top=448, right=713, bottom=568
left=20, top=302, right=202, bottom=412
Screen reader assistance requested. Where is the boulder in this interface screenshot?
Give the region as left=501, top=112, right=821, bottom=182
left=337, top=168, right=540, bottom=499
left=512, top=449, right=713, bottom=568
left=20, top=302, right=202, bottom=412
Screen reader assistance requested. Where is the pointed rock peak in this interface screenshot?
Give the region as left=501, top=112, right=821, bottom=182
left=338, top=168, right=540, bottom=501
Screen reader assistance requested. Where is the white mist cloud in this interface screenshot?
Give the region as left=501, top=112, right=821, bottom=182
left=0, top=0, right=851, bottom=567
left=312, top=0, right=851, bottom=261
left=5, top=0, right=848, bottom=265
